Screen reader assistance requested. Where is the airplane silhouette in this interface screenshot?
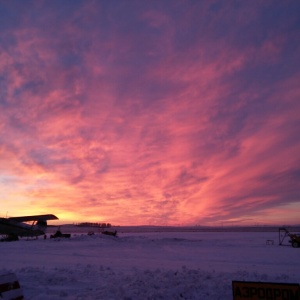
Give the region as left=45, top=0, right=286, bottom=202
left=0, top=214, right=58, bottom=241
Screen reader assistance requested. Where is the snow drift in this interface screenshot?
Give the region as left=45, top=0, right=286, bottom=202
left=1, top=228, right=299, bottom=299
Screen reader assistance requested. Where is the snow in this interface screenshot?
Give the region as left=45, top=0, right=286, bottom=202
left=0, top=227, right=299, bottom=299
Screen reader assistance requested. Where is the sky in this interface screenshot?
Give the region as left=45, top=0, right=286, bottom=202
left=0, top=0, right=300, bottom=226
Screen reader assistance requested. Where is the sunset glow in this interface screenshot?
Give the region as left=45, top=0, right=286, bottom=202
left=1, top=1, right=300, bottom=225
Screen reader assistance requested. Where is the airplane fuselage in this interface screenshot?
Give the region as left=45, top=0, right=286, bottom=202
left=0, top=214, right=58, bottom=240
left=0, top=218, right=45, bottom=237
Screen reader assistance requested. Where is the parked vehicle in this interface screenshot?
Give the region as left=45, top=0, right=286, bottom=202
left=279, top=227, right=300, bottom=248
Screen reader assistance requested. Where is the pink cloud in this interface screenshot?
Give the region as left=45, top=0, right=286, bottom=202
left=1, top=1, right=299, bottom=225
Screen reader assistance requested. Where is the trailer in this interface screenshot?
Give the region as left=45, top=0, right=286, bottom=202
left=279, top=227, right=300, bottom=248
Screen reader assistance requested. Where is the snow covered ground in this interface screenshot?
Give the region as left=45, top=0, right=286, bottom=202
left=0, top=228, right=299, bottom=299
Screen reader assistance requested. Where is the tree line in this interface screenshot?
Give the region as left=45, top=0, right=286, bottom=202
left=75, top=222, right=112, bottom=228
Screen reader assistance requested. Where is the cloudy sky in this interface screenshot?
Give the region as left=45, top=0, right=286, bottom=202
left=1, top=1, right=299, bottom=226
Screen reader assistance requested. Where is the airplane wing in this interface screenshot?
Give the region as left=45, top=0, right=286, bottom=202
left=8, top=214, right=59, bottom=222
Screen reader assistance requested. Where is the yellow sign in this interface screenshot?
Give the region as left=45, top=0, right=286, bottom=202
left=232, top=281, right=300, bottom=300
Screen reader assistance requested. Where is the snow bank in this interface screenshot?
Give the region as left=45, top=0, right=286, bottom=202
left=1, top=230, right=299, bottom=299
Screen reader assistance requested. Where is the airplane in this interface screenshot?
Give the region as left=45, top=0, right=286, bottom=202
left=0, top=214, right=58, bottom=241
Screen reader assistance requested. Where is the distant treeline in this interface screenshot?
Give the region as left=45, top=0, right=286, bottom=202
left=75, top=222, right=112, bottom=228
